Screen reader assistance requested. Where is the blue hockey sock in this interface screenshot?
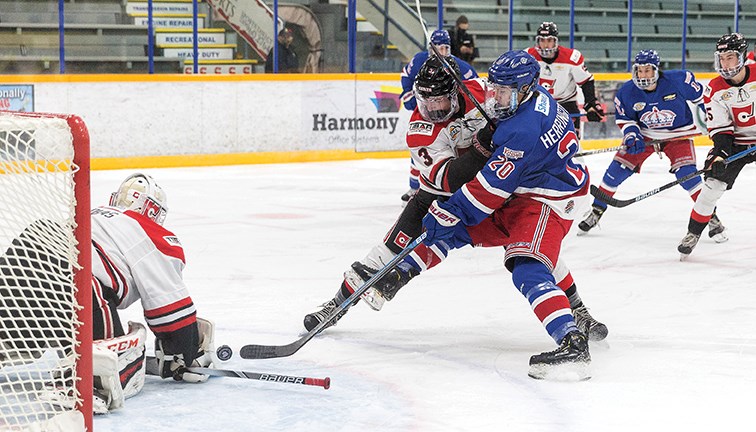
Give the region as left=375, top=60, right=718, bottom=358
left=674, top=164, right=702, bottom=195
left=511, top=257, right=578, bottom=344
left=593, top=160, right=634, bottom=209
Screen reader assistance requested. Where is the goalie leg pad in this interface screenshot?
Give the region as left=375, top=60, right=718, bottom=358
left=93, top=321, right=147, bottom=413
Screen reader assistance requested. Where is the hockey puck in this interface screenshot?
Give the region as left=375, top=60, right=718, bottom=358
left=216, top=345, right=233, bottom=361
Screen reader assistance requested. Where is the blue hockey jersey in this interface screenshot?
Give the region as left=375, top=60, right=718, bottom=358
left=441, top=86, right=590, bottom=227
left=399, top=51, right=477, bottom=110
left=614, top=70, right=704, bottom=141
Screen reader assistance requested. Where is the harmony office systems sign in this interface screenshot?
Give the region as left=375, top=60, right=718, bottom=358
left=306, top=80, right=411, bottom=152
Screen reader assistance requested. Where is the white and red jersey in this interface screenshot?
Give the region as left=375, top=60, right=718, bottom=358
left=406, top=78, right=488, bottom=196
left=746, top=51, right=755, bottom=65
left=90, top=206, right=196, bottom=338
left=704, top=64, right=756, bottom=146
left=526, top=46, right=594, bottom=103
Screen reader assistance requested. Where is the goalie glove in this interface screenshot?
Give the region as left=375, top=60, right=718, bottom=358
left=155, top=317, right=215, bottom=383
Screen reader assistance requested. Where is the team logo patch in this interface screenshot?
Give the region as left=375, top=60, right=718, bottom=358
left=640, top=106, right=677, bottom=128
left=663, top=93, right=677, bottom=101
left=633, top=102, right=646, bottom=111
left=721, top=90, right=733, bottom=101
left=449, top=124, right=461, bottom=141
left=539, top=77, right=555, bottom=94
left=535, top=93, right=550, bottom=115
left=565, top=200, right=575, bottom=214
left=503, top=147, right=525, bottom=159
left=393, top=231, right=411, bottom=249
left=408, top=120, right=434, bottom=136
left=163, top=236, right=181, bottom=247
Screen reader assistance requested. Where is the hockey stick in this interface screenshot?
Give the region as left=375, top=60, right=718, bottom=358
left=591, top=145, right=756, bottom=208
left=413, top=0, right=496, bottom=127
left=239, top=233, right=427, bottom=360
left=575, top=146, right=624, bottom=157
left=144, top=356, right=331, bottom=389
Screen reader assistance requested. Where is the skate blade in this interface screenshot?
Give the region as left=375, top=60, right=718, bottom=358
left=679, top=253, right=690, bottom=261
left=528, top=361, right=591, bottom=381
left=360, top=288, right=385, bottom=311
left=575, top=229, right=590, bottom=237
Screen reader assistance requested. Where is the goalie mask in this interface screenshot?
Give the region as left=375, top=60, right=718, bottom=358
left=413, top=56, right=460, bottom=123
left=109, top=173, right=168, bottom=225
left=714, top=33, right=748, bottom=79
left=535, top=22, right=559, bottom=58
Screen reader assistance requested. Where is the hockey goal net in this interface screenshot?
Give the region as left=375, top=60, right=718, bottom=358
left=0, top=111, right=92, bottom=431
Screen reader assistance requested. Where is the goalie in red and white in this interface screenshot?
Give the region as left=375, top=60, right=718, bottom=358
left=90, top=173, right=215, bottom=413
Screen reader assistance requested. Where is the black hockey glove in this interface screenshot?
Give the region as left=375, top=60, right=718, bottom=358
left=705, top=153, right=727, bottom=177
left=583, top=100, right=605, bottom=122
left=155, top=321, right=200, bottom=381
left=472, top=123, right=495, bottom=158
left=707, top=133, right=734, bottom=177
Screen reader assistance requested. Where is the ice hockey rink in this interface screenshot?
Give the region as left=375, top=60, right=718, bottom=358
left=93, top=148, right=756, bottom=431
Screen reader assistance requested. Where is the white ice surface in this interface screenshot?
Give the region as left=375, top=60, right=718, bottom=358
left=93, top=149, right=756, bottom=431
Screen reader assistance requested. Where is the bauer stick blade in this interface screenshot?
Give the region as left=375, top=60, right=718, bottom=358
left=239, top=233, right=427, bottom=360
left=591, top=145, right=756, bottom=207
left=144, top=356, right=331, bottom=389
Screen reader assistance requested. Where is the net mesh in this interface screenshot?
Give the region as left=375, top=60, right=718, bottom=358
left=0, top=113, right=84, bottom=430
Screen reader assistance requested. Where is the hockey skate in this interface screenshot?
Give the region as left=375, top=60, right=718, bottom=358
left=677, top=232, right=701, bottom=260
left=528, top=331, right=591, bottom=381
left=572, top=305, right=609, bottom=342
left=577, top=206, right=605, bottom=235
left=708, top=213, right=728, bottom=243
left=347, top=261, right=419, bottom=311
left=303, top=298, right=347, bottom=332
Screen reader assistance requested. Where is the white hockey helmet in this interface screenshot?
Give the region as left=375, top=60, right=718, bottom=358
left=109, top=173, right=168, bottom=225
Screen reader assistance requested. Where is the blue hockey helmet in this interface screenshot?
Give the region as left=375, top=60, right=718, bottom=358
left=429, top=29, right=451, bottom=56
left=430, top=29, right=451, bottom=46
left=632, top=49, right=661, bottom=90
left=485, top=50, right=540, bottom=119
left=714, top=33, right=748, bottom=79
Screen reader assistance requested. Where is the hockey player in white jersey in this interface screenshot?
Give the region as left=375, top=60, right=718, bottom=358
left=89, top=173, right=214, bottom=413
left=678, top=33, right=756, bottom=258
left=526, top=22, right=604, bottom=133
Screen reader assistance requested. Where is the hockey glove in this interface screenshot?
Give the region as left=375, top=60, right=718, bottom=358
left=583, top=100, right=605, bottom=122
left=622, top=132, right=645, bottom=155
left=422, top=200, right=461, bottom=244
left=705, top=154, right=727, bottom=177
left=155, top=320, right=207, bottom=382
left=472, top=124, right=495, bottom=158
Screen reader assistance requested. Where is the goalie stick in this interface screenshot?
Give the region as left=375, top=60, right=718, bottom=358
left=591, top=144, right=756, bottom=208
left=144, top=356, right=330, bottom=389
left=239, top=232, right=427, bottom=360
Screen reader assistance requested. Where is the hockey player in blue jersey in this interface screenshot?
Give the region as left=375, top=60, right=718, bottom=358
left=399, top=29, right=478, bottom=202
left=578, top=50, right=727, bottom=239
left=421, top=50, right=592, bottom=379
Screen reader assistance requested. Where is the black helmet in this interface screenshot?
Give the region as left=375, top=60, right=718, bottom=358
left=535, top=22, right=559, bottom=58
left=536, top=22, right=559, bottom=38
left=413, top=56, right=460, bottom=122
left=715, top=33, right=748, bottom=79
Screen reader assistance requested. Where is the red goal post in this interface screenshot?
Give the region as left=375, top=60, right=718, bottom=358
left=0, top=111, right=92, bottom=431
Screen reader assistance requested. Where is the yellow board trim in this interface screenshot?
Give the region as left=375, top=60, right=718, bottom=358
left=91, top=150, right=410, bottom=170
